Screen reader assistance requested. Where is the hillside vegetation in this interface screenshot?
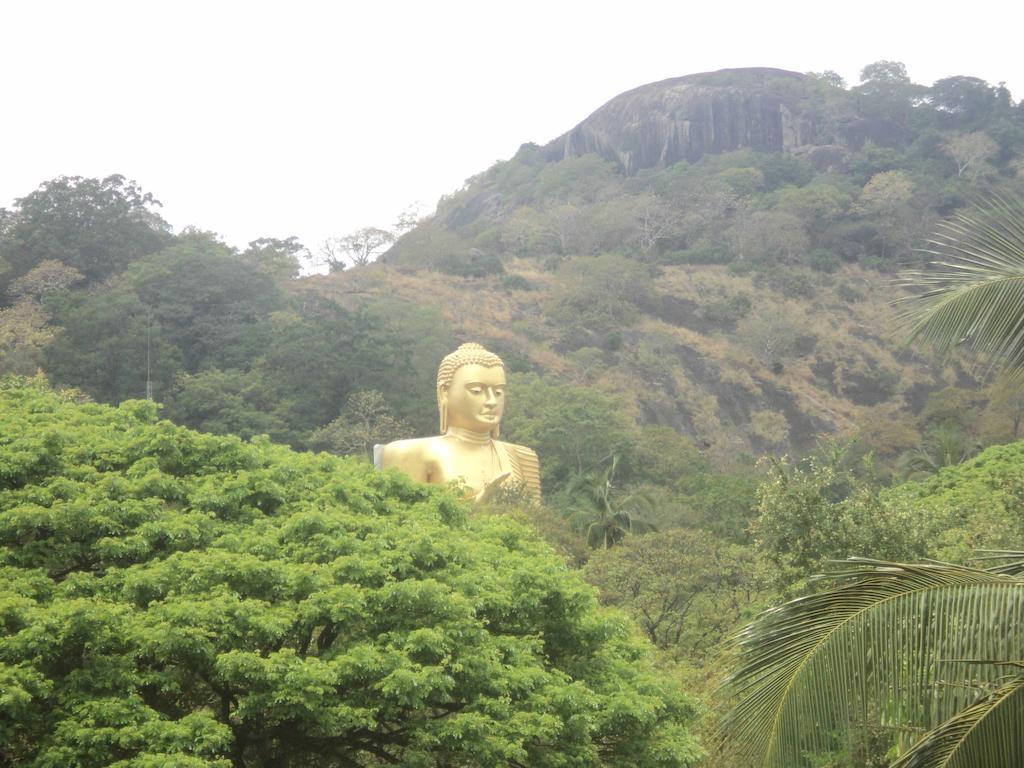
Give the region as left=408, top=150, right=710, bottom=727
left=383, top=66, right=1024, bottom=465
left=3, top=62, right=1024, bottom=763
left=2, top=64, right=1023, bottom=481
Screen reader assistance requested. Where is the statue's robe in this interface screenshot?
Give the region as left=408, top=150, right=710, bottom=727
left=496, top=441, right=542, bottom=503
left=374, top=439, right=541, bottom=503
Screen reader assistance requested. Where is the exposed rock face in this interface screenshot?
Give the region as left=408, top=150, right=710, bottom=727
left=540, top=67, right=899, bottom=173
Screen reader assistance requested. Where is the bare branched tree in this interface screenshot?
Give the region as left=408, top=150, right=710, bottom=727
left=321, top=226, right=395, bottom=271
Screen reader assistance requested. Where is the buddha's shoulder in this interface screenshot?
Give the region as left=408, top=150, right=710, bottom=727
left=380, top=436, right=446, bottom=462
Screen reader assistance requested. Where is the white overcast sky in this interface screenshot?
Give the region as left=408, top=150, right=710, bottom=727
left=2, top=1, right=1022, bottom=254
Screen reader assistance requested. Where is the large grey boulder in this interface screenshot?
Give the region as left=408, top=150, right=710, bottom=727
left=540, top=67, right=900, bottom=173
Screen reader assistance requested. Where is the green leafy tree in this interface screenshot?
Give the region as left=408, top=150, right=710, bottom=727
left=916, top=386, right=986, bottom=435
left=896, top=424, right=979, bottom=478
left=675, top=471, right=761, bottom=544
left=943, top=131, right=999, bottom=180
left=129, top=231, right=283, bottom=373
left=860, top=60, right=911, bottom=89
left=725, top=210, right=809, bottom=264
left=0, top=175, right=172, bottom=285
left=883, top=440, right=1024, bottom=565
left=308, top=390, right=410, bottom=460
left=43, top=232, right=281, bottom=406
left=857, top=170, right=918, bottom=258
left=382, top=221, right=472, bottom=271
left=0, top=378, right=702, bottom=767
left=359, top=300, right=456, bottom=436
left=241, top=236, right=306, bottom=280
left=548, top=254, right=655, bottom=342
left=164, top=368, right=291, bottom=442
left=807, top=70, right=847, bottom=89
left=979, top=373, right=1024, bottom=442
left=752, top=449, right=935, bottom=576
left=583, top=529, right=774, bottom=662
left=770, top=182, right=853, bottom=236
left=9, top=259, right=85, bottom=299
left=720, top=438, right=1024, bottom=766
left=630, top=425, right=710, bottom=488
left=655, top=170, right=737, bottom=249
left=0, top=261, right=84, bottom=375
left=736, top=303, right=808, bottom=367
left=930, top=76, right=998, bottom=125
left=501, top=206, right=561, bottom=255
left=0, top=299, right=54, bottom=375
left=501, top=373, right=637, bottom=488
left=854, top=60, right=923, bottom=125
left=628, top=193, right=683, bottom=258
left=253, top=303, right=414, bottom=443
left=44, top=288, right=183, bottom=403
left=533, top=155, right=622, bottom=204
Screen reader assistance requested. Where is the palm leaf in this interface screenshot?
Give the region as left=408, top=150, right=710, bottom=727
left=892, top=673, right=1024, bottom=768
left=714, top=558, right=1024, bottom=767
left=896, top=193, right=1024, bottom=377
left=973, top=550, right=1024, bottom=576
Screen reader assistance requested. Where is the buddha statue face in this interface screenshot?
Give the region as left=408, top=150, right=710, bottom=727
left=445, top=364, right=507, bottom=434
left=437, top=343, right=506, bottom=437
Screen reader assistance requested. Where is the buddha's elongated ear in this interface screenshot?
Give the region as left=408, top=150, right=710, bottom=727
left=437, top=385, right=448, bottom=434
left=492, top=382, right=504, bottom=438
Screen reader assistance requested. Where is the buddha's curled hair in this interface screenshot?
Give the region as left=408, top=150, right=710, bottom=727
left=436, top=343, right=505, bottom=390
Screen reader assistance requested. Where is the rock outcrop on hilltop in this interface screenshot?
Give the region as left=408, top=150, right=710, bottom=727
left=539, top=67, right=902, bottom=173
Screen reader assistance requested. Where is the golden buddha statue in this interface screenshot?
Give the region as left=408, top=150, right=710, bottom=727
left=378, top=343, right=541, bottom=503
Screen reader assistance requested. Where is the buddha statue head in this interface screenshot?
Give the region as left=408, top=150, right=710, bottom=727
left=436, top=343, right=506, bottom=438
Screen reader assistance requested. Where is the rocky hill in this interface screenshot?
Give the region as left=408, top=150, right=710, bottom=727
left=372, top=65, right=1024, bottom=466
left=2, top=63, right=1022, bottom=491
left=540, top=67, right=899, bottom=173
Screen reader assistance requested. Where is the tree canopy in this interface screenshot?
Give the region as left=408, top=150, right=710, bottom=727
left=0, top=378, right=701, bottom=767
left=0, top=175, right=171, bottom=286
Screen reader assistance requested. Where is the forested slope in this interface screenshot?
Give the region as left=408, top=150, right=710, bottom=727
left=383, top=65, right=1024, bottom=467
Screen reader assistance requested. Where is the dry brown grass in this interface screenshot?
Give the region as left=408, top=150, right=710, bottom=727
left=301, top=260, right=965, bottom=464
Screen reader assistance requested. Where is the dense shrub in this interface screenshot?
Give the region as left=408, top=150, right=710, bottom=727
left=549, top=254, right=655, bottom=336
left=499, top=273, right=534, bottom=291
left=436, top=249, right=505, bottom=277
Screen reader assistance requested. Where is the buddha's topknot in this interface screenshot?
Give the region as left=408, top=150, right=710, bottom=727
left=436, top=343, right=504, bottom=390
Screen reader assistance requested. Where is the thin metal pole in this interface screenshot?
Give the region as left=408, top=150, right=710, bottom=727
left=146, top=317, right=153, bottom=401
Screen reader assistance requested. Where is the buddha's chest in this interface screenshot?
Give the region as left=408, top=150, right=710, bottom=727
left=432, top=440, right=508, bottom=493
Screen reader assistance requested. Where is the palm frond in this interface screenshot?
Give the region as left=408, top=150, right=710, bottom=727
left=714, top=558, right=1024, bottom=767
left=974, top=550, right=1024, bottom=576
left=897, top=425, right=977, bottom=478
left=896, top=193, right=1024, bottom=377
left=892, top=673, right=1024, bottom=768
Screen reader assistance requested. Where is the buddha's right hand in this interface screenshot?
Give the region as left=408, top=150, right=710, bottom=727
left=473, top=470, right=512, bottom=504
